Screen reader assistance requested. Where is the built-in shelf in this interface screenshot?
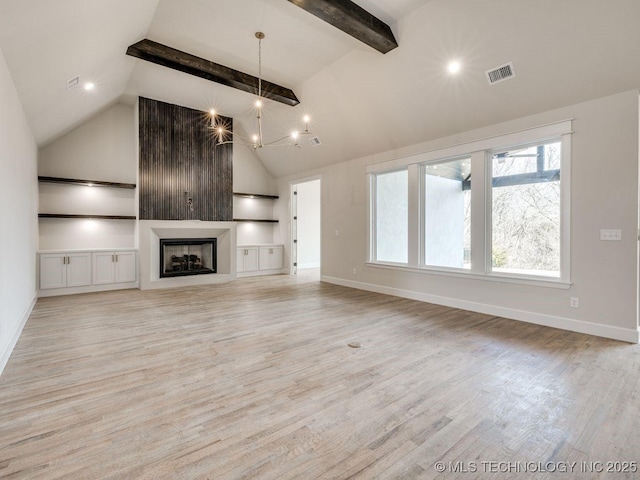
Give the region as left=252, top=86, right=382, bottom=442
left=39, top=214, right=136, bottom=220
left=233, top=192, right=279, bottom=200
left=234, top=193, right=279, bottom=224
left=38, top=176, right=136, bottom=189
left=233, top=218, right=279, bottom=223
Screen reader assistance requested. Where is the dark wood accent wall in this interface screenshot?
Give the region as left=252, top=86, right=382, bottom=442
left=139, top=97, right=233, bottom=221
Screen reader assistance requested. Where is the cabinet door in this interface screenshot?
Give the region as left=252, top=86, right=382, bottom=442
left=259, top=247, right=271, bottom=271
left=244, top=247, right=259, bottom=272
left=40, top=254, right=67, bottom=289
left=114, top=251, right=137, bottom=283
left=236, top=248, right=246, bottom=273
left=93, top=252, right=116, bottom=285
left=259, top=246, right=284, bottom=271
left=270, top=246, right=283, bottom=270
left=66, top=253, right=91, bottom=287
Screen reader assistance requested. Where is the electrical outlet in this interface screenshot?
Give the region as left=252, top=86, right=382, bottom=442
left=335, top=230, right=339, bottom=236
left=352, top=268, right=357, bottom=275
left=570, top=297, right=579, bottom=308
left=600, top=229, right=621, bottom=241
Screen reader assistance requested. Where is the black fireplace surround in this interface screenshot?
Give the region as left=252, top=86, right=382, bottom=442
left=160, top=238, right=217, bottom=278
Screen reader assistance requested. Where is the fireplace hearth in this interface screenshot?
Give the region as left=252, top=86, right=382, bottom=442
left=160, top=238, right=216, bottom=278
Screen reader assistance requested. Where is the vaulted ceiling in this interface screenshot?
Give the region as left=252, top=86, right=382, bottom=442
left=1, top=0, right=639, bottom=178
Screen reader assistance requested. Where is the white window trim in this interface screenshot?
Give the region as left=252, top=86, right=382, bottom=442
left=365, top=261, right=571, bottom=289
left=366, top=119, right=573, bottom=173
left=486, top=135, right=570, bottom=283
left=368, top=167, right=410, bottom=265
left=420, top=155, right=472, bottom=271
left=367, top=120, right=573, bottom=287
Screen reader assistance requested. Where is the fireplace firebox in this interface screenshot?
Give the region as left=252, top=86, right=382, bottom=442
left=160, top=238, right=217, bottom=278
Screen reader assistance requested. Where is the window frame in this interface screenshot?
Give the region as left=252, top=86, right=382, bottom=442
left=485, top=136, right=571, bottom=283
left=419, top=155, right=472, bottom=272
left=367, top=120, right=572, bottom=287
left=368, top=167, right=410, bottom=266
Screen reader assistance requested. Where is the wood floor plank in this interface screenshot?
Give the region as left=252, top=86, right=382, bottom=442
left=1, top=272, right=640, bottom=479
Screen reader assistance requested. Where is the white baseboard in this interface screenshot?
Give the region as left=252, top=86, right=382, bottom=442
left=322, top=276, right=639, bottom=344
left=237, top=269, right=286, bottom=278
left=0, top=295, right=37, bottom=376
left=38, top=282, right=139, bottom=297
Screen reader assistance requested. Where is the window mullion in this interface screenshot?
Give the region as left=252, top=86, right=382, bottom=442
left=407, top=164, right=420, bottom=267
left=470, top=150, right=487, bottom=275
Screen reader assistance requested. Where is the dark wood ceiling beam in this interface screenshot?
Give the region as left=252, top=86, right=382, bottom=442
left=126, top=39, right=300, bottom=107
left=287, top=0, right=398, bottom=54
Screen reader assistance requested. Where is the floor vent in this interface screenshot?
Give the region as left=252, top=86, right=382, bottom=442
left=309, top=136, right=321, bottom=146
left=486, top=62, right=515, bottom=85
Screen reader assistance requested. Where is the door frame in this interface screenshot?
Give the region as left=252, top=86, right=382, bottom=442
left=290, top=175, right=322, bottom=275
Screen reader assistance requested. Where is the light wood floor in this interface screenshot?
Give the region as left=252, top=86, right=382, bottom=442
left=1, top=273, right=640, bottom=479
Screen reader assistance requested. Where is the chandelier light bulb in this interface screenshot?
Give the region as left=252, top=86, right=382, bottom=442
left=212, top=32, right=312, bottom=149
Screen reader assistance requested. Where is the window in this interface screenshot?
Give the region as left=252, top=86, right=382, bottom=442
left=490, top=141, right=561, bottom=277
left=373, top=169, right=408, bottom=263
left=367, top=120, right=570, bottom=285
left=423, top=157, right=471, bottom=269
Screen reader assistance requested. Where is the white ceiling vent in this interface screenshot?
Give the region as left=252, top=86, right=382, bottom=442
left=309, top=136, right=322, bottom=146
left=486, top=62, right=515, bottom=85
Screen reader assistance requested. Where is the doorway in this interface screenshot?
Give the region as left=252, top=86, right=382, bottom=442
left=291, top=178, right=321, bottom=276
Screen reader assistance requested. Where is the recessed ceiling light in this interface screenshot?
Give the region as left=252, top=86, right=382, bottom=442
left=84, top=82, right=95, bottom=91
left=447, top=61, right=462, bottom=75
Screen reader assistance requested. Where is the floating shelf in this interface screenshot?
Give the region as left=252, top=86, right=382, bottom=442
left=38, top=176, right=136, bottom=189
left=233, top=218, right=279, bottom=223
left=233, top=192, right=279, bottom=200
left=38, top=214, right=136, bottom=220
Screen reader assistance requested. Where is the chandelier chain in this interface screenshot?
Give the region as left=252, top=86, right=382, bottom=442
left=258, top=36, right=262, bottom=98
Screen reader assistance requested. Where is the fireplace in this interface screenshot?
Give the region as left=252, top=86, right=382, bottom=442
left=160, top=238, right=217, bottom=278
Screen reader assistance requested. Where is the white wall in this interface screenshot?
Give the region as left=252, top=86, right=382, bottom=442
left=0, top=49, right=38, bottom=374
left=276, top=90, right=640, bottom=342
left=38, top=104, right=136, bottom=250
left=233, top=144, right=278, bottom=245
left=296, top=179, right=321, bottom=269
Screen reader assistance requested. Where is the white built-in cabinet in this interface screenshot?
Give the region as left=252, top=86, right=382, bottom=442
left=259, top=246, right=283, bottom=271
left=39, top=249, right=137, bottom=296
left=237, top=247, right=259, bottom=273
left=237, top=245, right=283, bottom=276
left=93, top=251, right=137, bottom=285
left=40, top=253, right=92, bottom=289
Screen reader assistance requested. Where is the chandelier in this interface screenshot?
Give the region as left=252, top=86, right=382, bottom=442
left=210, top=32, right=311, bottom=149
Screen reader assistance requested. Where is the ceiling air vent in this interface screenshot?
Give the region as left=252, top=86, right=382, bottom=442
left=486, top=62, right=515, bottom=85
left=309, top=136, right=321, bottom=146
left=67, top=76, right=80, bottom=90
